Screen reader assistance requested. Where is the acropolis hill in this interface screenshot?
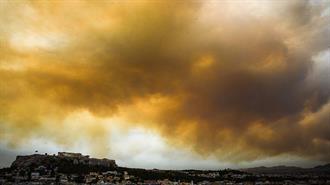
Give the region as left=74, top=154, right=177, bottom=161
left=11, top=152, right=117, bottom=174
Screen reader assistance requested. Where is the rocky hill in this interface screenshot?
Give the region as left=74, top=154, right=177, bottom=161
left=11, top=152, right=117, bottom=174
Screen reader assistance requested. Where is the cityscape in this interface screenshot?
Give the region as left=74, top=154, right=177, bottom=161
left=0, top=152, right=329, bottom=185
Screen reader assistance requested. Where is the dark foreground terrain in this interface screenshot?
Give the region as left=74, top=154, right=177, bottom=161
left=0, top=152, right=329, bottom=185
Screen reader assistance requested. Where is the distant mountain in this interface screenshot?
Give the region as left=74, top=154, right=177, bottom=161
left=241, top=163, right=330, bottom=175
left=241, top=166, right=305, bottom=174
left=312, top=163, right=330, bottom=173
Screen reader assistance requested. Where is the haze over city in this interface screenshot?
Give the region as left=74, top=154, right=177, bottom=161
left=0, top=0, right=329, bottom=170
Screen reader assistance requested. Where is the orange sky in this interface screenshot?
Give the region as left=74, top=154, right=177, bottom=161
left=0, top=0, right=329, bottom=169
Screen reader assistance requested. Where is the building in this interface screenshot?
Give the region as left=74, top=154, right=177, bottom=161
left=58, top=152, right=89, bottom=158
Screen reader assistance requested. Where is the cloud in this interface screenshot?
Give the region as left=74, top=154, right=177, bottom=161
left=0, top=0, right=329, bottom=165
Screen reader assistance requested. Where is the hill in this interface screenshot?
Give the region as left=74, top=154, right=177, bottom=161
left=11, top=152, right=117, bottom=174
left=241, top=163, right=330, bottom=175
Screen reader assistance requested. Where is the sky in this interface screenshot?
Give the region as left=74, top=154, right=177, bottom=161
left=0, top=0, right=329, bottom=169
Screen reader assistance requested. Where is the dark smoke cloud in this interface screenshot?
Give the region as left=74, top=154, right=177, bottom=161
left=0, top=0, right=329, bottom=163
